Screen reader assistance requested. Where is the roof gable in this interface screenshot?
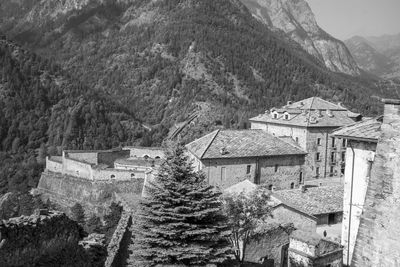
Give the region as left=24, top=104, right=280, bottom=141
left=287, top=97, right=347, bottom=111
left=332, top=116, right=382, bottom=142
left=186, top=130, right=219, bottom=159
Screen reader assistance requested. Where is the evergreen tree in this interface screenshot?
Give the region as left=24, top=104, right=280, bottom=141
left=130, top=143, right=231, bottom=266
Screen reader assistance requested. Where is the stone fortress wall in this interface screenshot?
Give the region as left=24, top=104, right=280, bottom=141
left=37, top=147, right=161, bottom=215
left=45, top=148, right=153, bottom=181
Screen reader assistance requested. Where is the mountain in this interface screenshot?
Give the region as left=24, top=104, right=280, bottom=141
left=0, top=0, right=396, bottom=141
left=345, top=34, right=400, bottom=79
left=240, top=0, right=361, bottom=76
left=345, top=36, right=395, bottom=77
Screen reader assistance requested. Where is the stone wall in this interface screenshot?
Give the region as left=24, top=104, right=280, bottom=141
left=65, top=151, right=99, bottom=164
left=352, top=100, right=400, bottom=266
left=62, top=156, right=93, bottom=180
left=98, top=150, right=130, bottom=166
left=92, top=168, right=145, bottom=181
left=0, top=210, right=83, bottom=266
left=36, top=171, right=144, bottom=216
left=341, top=140, right=376, bottom=266
left=45, top=157, right=63, bottom=173
left=201, top=155, right=304, bottom=190
left=272, top=204, right=317, bottom=233
left=104, top=211, right=132, bottom=267
left=126, top=147, right=164, bottom=159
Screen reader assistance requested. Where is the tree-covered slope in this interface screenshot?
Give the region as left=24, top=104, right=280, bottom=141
left=0, top=38, right=145, bottom=193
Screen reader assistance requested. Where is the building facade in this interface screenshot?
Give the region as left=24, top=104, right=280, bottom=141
left=332, top=117, right=381, bottom=266
left=186, top=129, right=307, bottom=190
left=250, top=97, right=361, bottom=181
left=288, top=230, right=343, bottom=267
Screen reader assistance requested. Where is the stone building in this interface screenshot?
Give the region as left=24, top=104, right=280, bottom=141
left=351, top=99, right=400, bottom=266
left=332, top=116, right=381, bottom=266
left=250, top=97, right=361, bottom=180
left=186, top=129, right=307, bottom=190
left=272, top=186, right=343, bottom=241
left=245, top=223, right=295, bottom=267
left=288, top=230, right=343, bottom=267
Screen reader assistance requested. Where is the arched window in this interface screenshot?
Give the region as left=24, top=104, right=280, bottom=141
left=284, top=112, right=290, bottom=120
left=155, top=156, right=160, bottom=159
left=111, top=175, right=116, bottom=179
left=144, top=155, right=149, bottom=159
left=131, top=173, right=135, bottom=178
left=268, top=184, right=273, bottom=191
left=273, top=113, right=278, bottom=119
left=290, top=182, right=295, bottom=189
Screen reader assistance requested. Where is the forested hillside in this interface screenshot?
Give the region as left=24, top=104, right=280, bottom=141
left=0, top=38, right=145, bottom=193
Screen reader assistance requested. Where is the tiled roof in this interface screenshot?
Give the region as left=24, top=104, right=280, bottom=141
left=250, top=97, right=356, bottom=128
left=186, top=130, right=306, bottom=160
left=224, top=180, right=257, bottom=195
left=273, top=185, right=343, bottom=215
left=332, top=116, right=382, bottom=142
left=286, top=97, right=347, bottom=111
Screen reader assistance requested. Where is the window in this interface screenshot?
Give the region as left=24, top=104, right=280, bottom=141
left=284, top=113, right=289, bottom=120
left=275, top=164, right=279, bottom=172
left=367, top=160, right=373, bottom=178
left=332, top=137, right=336, bottom=148
left=111, top=175, right=116, bottom=179
left=299, top=172, right=303, bottom=184
left=221, top=167, right=226, bottom=182
left=290, top=182, right=295, bottom=189
left=341, top=152, right=346, bottom=161
left=330, top=166, right=335, bottom=174
left=317, top=138, right=321, bottom=146
left=144, top=155, right=149, bottom=159
left=268, top=184, right=273, bottom=190
left=273, top=112, right=278, bottom=119
left=342, top=139, right=347, bottom=148
left=246, top=165, right=251, bottom=174
left=316, top=152, right=320, bottom=161
left=341, top=168, right=345, bottom=175
left=331, top=152, right=335, bottom=163
left=155, top=156, right=161, bottom=159
left=295, top=137, right=299, bottom=143
left=131, top=173, right=135, bottom=178
left=316, top=167, right=320, bottom=177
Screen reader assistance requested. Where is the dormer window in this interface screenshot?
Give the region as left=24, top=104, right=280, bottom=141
left=284, top=112, right=290, bottom=120
left=272, top=111, right=279, bottom=119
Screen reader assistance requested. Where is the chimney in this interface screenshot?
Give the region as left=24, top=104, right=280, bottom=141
left=326, top=109, right=333, bottom=117
left=300, top=185, right=307, bottom=193
left=220, top=147, right=228, bottom=155
left=315, top=109, right=322, bottom=117
left=382, top=98, right=400, bottom=121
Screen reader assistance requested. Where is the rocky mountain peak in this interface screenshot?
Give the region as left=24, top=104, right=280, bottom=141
left=240, top=0, right=361, bottom=76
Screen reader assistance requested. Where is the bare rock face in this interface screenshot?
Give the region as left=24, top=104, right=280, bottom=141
left=240, top=0, right=361, bottom=75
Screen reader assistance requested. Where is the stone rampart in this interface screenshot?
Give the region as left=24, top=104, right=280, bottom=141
left=104, top=211, right=132, bottom=267
left=36, top=171, right=144, bottom=216
left=92, top=168, right=145, bottom=181
left=62, top=156, right=93, bottom=180
left=46, top=157, right=63, bottom=173
left=0, top=210, right=83, bottom=266
left=126, top=147, right=164, bottom=159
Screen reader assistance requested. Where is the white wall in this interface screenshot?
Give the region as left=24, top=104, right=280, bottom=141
left=341, top=141, right=376, bottom=265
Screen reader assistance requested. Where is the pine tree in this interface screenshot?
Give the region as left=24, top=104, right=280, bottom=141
left=130, top=143, right=231, bottom=266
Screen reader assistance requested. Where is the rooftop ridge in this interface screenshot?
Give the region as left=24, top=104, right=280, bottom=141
left=200, top=129, right=220, bottom=159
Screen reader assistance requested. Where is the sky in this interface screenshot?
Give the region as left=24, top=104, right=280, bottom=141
left=306, top=0, right=400, bottom=40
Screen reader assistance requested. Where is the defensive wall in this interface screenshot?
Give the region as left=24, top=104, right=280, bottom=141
left=36, top=170, right=144, bottom=215
left=125, top=146, right=164, bottom=159
left=104, top=211, right=132, bottom=267
left=46, top=156, right=148, bottom=181
left=0, top=210, right=83, bottom=266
